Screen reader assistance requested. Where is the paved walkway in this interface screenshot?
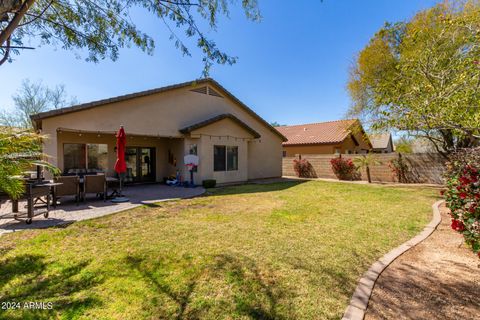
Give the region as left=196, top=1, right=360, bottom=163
left=364, top=204, right=479, bottom=320
left=0, top=184, right=205, bottom=235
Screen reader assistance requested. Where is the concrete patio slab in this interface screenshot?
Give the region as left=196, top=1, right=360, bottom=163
left=0, top=184, right=205, bottom=235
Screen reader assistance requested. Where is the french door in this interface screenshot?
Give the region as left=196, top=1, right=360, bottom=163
left=125, top=147, right=156, bottom=183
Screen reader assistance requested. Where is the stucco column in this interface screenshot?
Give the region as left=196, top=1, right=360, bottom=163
left=42, top=130, right=58, bottom=179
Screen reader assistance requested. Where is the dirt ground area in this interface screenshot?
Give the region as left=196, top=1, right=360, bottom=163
left=365, top=204, right=480, bottom=320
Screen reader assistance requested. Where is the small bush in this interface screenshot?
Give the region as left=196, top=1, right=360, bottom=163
left=388, top=156, right=409, bottom=183
left=202, top=179, right=217, bottom=188
left=388, top=154, right=420, bottom=183
left=330, top=157, right=356, bottom=180
left=443, top=148, right=480, bottom=259
left=293, top=159, right=314, bottom=178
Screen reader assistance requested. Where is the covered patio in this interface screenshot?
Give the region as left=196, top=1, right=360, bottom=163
left=0, top=184, right=205, bottom=235
left=52, top=128, right=187, bottom=183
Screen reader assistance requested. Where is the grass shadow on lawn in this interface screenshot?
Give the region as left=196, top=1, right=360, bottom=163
left=124, top=253, right=296, bottom=320
left=0, top=254, right=103, bottom=320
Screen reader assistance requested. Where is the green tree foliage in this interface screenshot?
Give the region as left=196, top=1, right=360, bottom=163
left=0, top=0, right=260, bottom=75
left=0, top=79, right=77, bottom=128
left=270, top=121, right=285, bottom=127
left=353, top=154, right=380, bottom=183
left=394, top=136, right=414, bottom=154
left=0, top=126, right=59, bottom=199
left=348, top=0, right=480, bottom=155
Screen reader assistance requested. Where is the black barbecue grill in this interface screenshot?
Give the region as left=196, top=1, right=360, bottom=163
left=0, top=166, right=52, bottom=224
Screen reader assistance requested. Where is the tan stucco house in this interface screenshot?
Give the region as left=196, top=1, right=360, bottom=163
left=276, top=119, right=372, bottom=156
left=31, top=79, right=286, bottom=185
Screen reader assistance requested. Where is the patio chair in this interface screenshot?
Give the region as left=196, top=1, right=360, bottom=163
left=83, top=174, right=107, bottom=202
left=54, top=176, right=80, bottom=205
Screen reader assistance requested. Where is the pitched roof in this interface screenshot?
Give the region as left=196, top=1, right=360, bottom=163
left=276, top=119, right=362, bottom=146
left=369, top=133, right=392, bottom=149
left=30, top=78, right=287, bottom=141
left=179, top=114, right=261, bottom=139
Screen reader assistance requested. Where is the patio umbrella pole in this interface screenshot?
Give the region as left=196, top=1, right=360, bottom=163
left=119, top=175, right=122, bottom=196
left=118, top=172, right=125, bottom=197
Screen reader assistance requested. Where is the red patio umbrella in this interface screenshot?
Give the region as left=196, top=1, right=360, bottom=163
left=114, top=126, right=127, bottom=175
left=112, top=126, right=128, bottom=202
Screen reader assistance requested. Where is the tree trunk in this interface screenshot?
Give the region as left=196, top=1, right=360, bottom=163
left=0, top=0, right=36, bottom=47
left=366, top=166, right=371, bottom=183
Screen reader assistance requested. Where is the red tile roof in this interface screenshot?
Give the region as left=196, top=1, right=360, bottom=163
left=276, top=119, right=360, bottom=146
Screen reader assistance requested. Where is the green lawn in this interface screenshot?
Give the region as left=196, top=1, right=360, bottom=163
left=0, top=181, right=439, bottom=320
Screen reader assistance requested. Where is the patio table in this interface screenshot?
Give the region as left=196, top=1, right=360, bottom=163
left=78, top=177, right=120, bottom=199
left=77, top=177, right=119, bottom=184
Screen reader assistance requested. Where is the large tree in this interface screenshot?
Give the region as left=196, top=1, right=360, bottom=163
left=0, top=0, right=260, bottom=75
left=347, top=0, right=480, bottom=156
left=0, top=79, right=77, bottom=128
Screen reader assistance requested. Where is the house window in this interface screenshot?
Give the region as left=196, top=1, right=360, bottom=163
left=214, top=145, right=238, bottom=172
left=227, top=146, right=238, bottom=171
left=282, top=150, right=287, bottom=157
left=64, top=144, right=86, bottom=172
left=87, top=144, right=108, bottom=171
left=334, top=148, right=341, bottom=154
left=214, top=145, right=226, bottom=171
left=63, top=143, right=108, bottom=173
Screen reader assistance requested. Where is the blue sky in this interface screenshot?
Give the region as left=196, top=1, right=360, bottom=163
left=0, top=0, right=438, bottom=126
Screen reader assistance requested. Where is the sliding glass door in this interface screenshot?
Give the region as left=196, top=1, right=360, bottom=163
left=125, top=147, right=156, bottom=183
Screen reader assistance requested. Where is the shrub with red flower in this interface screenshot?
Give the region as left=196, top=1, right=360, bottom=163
left=388, top=154, right=410, bottom=183
left=331, top=157, right=357, bottom=180
left=293, top=158, right=315, bottom=178
left=443, top=148, right=480, bottom=258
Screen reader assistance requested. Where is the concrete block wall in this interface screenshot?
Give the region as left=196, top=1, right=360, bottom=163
left=283, top=153, right=445, bottom=184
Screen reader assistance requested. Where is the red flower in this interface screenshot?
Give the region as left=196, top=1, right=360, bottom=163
left=459, top=176, right=471, bottom=185
left=469, top=204, right=477, bottom=213
left=459, top=192, right=468, bottom=199
left=451, top=219, right=465, bottom=232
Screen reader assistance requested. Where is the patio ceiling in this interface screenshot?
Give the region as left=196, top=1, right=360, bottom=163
left=56, top=127, right=184, bottom=139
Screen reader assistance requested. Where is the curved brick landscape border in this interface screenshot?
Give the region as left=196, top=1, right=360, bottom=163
left=342, top=200, right=444, bottom=320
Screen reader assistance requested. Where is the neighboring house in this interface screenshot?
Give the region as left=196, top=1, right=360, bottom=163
left=276, top=119, right=372, bottom=156
left=369, top=133, right=394, bottom=153
left=31, top=79, right=287, bottom=185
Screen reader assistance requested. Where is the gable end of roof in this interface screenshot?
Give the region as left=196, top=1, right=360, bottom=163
left=179, top=114, right=261, bottom=139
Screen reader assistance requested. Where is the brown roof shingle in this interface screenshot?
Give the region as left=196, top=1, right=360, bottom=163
left=276, top=119, right=360, bottom=146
